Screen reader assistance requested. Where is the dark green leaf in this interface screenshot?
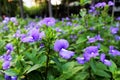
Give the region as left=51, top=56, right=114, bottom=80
left=94, top=70, right=110, bottom=78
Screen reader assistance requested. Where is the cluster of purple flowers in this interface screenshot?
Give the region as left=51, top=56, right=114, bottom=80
left=38, top=17, right=56, bottom=27
left=0, top=43, right=17, bottom=80
left=76, top=46, right=112, bottom=66
left=54, top=39, right=74, bottom=59
left=95, top=2, right=107, bottom=8
left=18, top=28, right=45, bottom=43
left=110, top=26, right=119, bottom=34
left=95, top=1, right=114, bottom=8
left=89, top=1, right=114, bottom=15
left=110, top=26, right=120, bottom=41
left=1, top=43, right=13, bottom=70
left=2, top=17, right=18, bottom=25
left=87, top=34, right=103, bottom=43
left=76, top=46, right=99, bottom=64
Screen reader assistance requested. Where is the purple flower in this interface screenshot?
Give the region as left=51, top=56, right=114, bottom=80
left=109, top=46, right=120, bottom=56
left=65, top=17, right=70, bottom=20
left=101, top=2, right=106, bottom=7
left=6, top=43, right=14, bottom=51
left=55, top=28, right=62, bottom=32
left=89, top=27, right=95, bottom=31
left=108, top=1, right=114, bottom=6
left=21, top=36, right=34, bottom=42
left=95, top=34, right=104, bottom=41
left=21, top=28, right=45, bottom=43
left=87, top=37, right=96, bottom=43
left=54, top=39, right=69, bottom=52
left=83, top=46, right=99, bottom=61
left=95, top=2, right=106, bottom=8
left=66, top=22, right=72, bottom=26
left=100, top=54, right=111, bottom=66
left=29, top=28, right=40, bottom=41
left=13, top=30, right=21, bottom=38
left=2, top=17, right=10, bottom=24
left=38, top=17, right=56, bottom=26
left=3, top=26, right=9, bottom=31
left=59, top=49, right=74, bottom=59
left=100, top=53, right=105, bottom=62
left=76, top=57, right=86, bottom=64
left=10, top=17, right=17, bottom=25
left=95, top=3, right=102, bottom=8
left=4, top=74, right=11, bottom=80
left=40, top=43, right=44, bottom=48
left=39, top=31, right=45, bottom=39
left=116, top=17, right=120, bottom=21
left=2, top=54, right=12, bottom=61
left=115, top=35, right=120, bottom=41
left=87, top=34, right=103, bottom=43
left=4, top=74, right=17, bottom=80
left=2, top=61, right=10, bottom=70
left=11, top=76, right=17, bottom=80
left=110, top=27, right=119, bottom=34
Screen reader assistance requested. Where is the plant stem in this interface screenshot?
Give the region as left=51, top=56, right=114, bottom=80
left=45, top=49, right=50, bottom=80
left=16, top=41, right=24, bottom=69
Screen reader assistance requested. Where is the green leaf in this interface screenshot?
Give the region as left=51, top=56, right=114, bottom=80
left=90, top=59, right=96, bottom=73
left=52, top=57, right=62, bottom=71
left=109, top=60, right=117, bottom=73
left=72, top=72, right=89, bottom=80
left=4, top=69, right=19, bottom=76
left=80, top=0, right=91, bottom=6
left=96, top=62, right=108, bottom=71
left=100, top=44, right=109, bottom=53
left=62, top=62, right=75, bottom=72
left=55, top=66, right=84, bottom=80
left=76, top=36, right=87, bottom=44
left=26, top=64, right=42, bottom=74
left=115, top=78, right=120, bottom=80
left=94, top=70, right=110, bottom=78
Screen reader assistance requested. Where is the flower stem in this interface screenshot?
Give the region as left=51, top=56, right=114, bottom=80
left=45, top=49, right=50, bottom=80
left=45, top=54, right=49, bottom=80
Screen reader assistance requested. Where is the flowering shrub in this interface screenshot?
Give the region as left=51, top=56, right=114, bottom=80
left=0, top=1, right=120, bottom=80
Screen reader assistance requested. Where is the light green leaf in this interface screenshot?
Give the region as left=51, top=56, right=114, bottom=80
left=76, top=36, right=87, bottom=44
left=109, top=60, right=117, bottom=73
left=4, top=69, right=19, bottom=76
left=26, top=64, right=42, bottom=74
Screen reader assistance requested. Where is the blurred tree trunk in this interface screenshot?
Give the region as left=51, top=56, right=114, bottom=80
left=19, top=0, right=24, bottom=18
left=4, top=0, right=9, bottom=16
left=66, top=0, right=69, bottom=17
left=0, top=1, right=1, bottom=17
left=48, top=0, right=52, bottom=17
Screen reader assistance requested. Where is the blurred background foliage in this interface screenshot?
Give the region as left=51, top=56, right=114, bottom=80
left=0, top=0, right=83, bottom=18
left=0, top=0, right=119, bottom=19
